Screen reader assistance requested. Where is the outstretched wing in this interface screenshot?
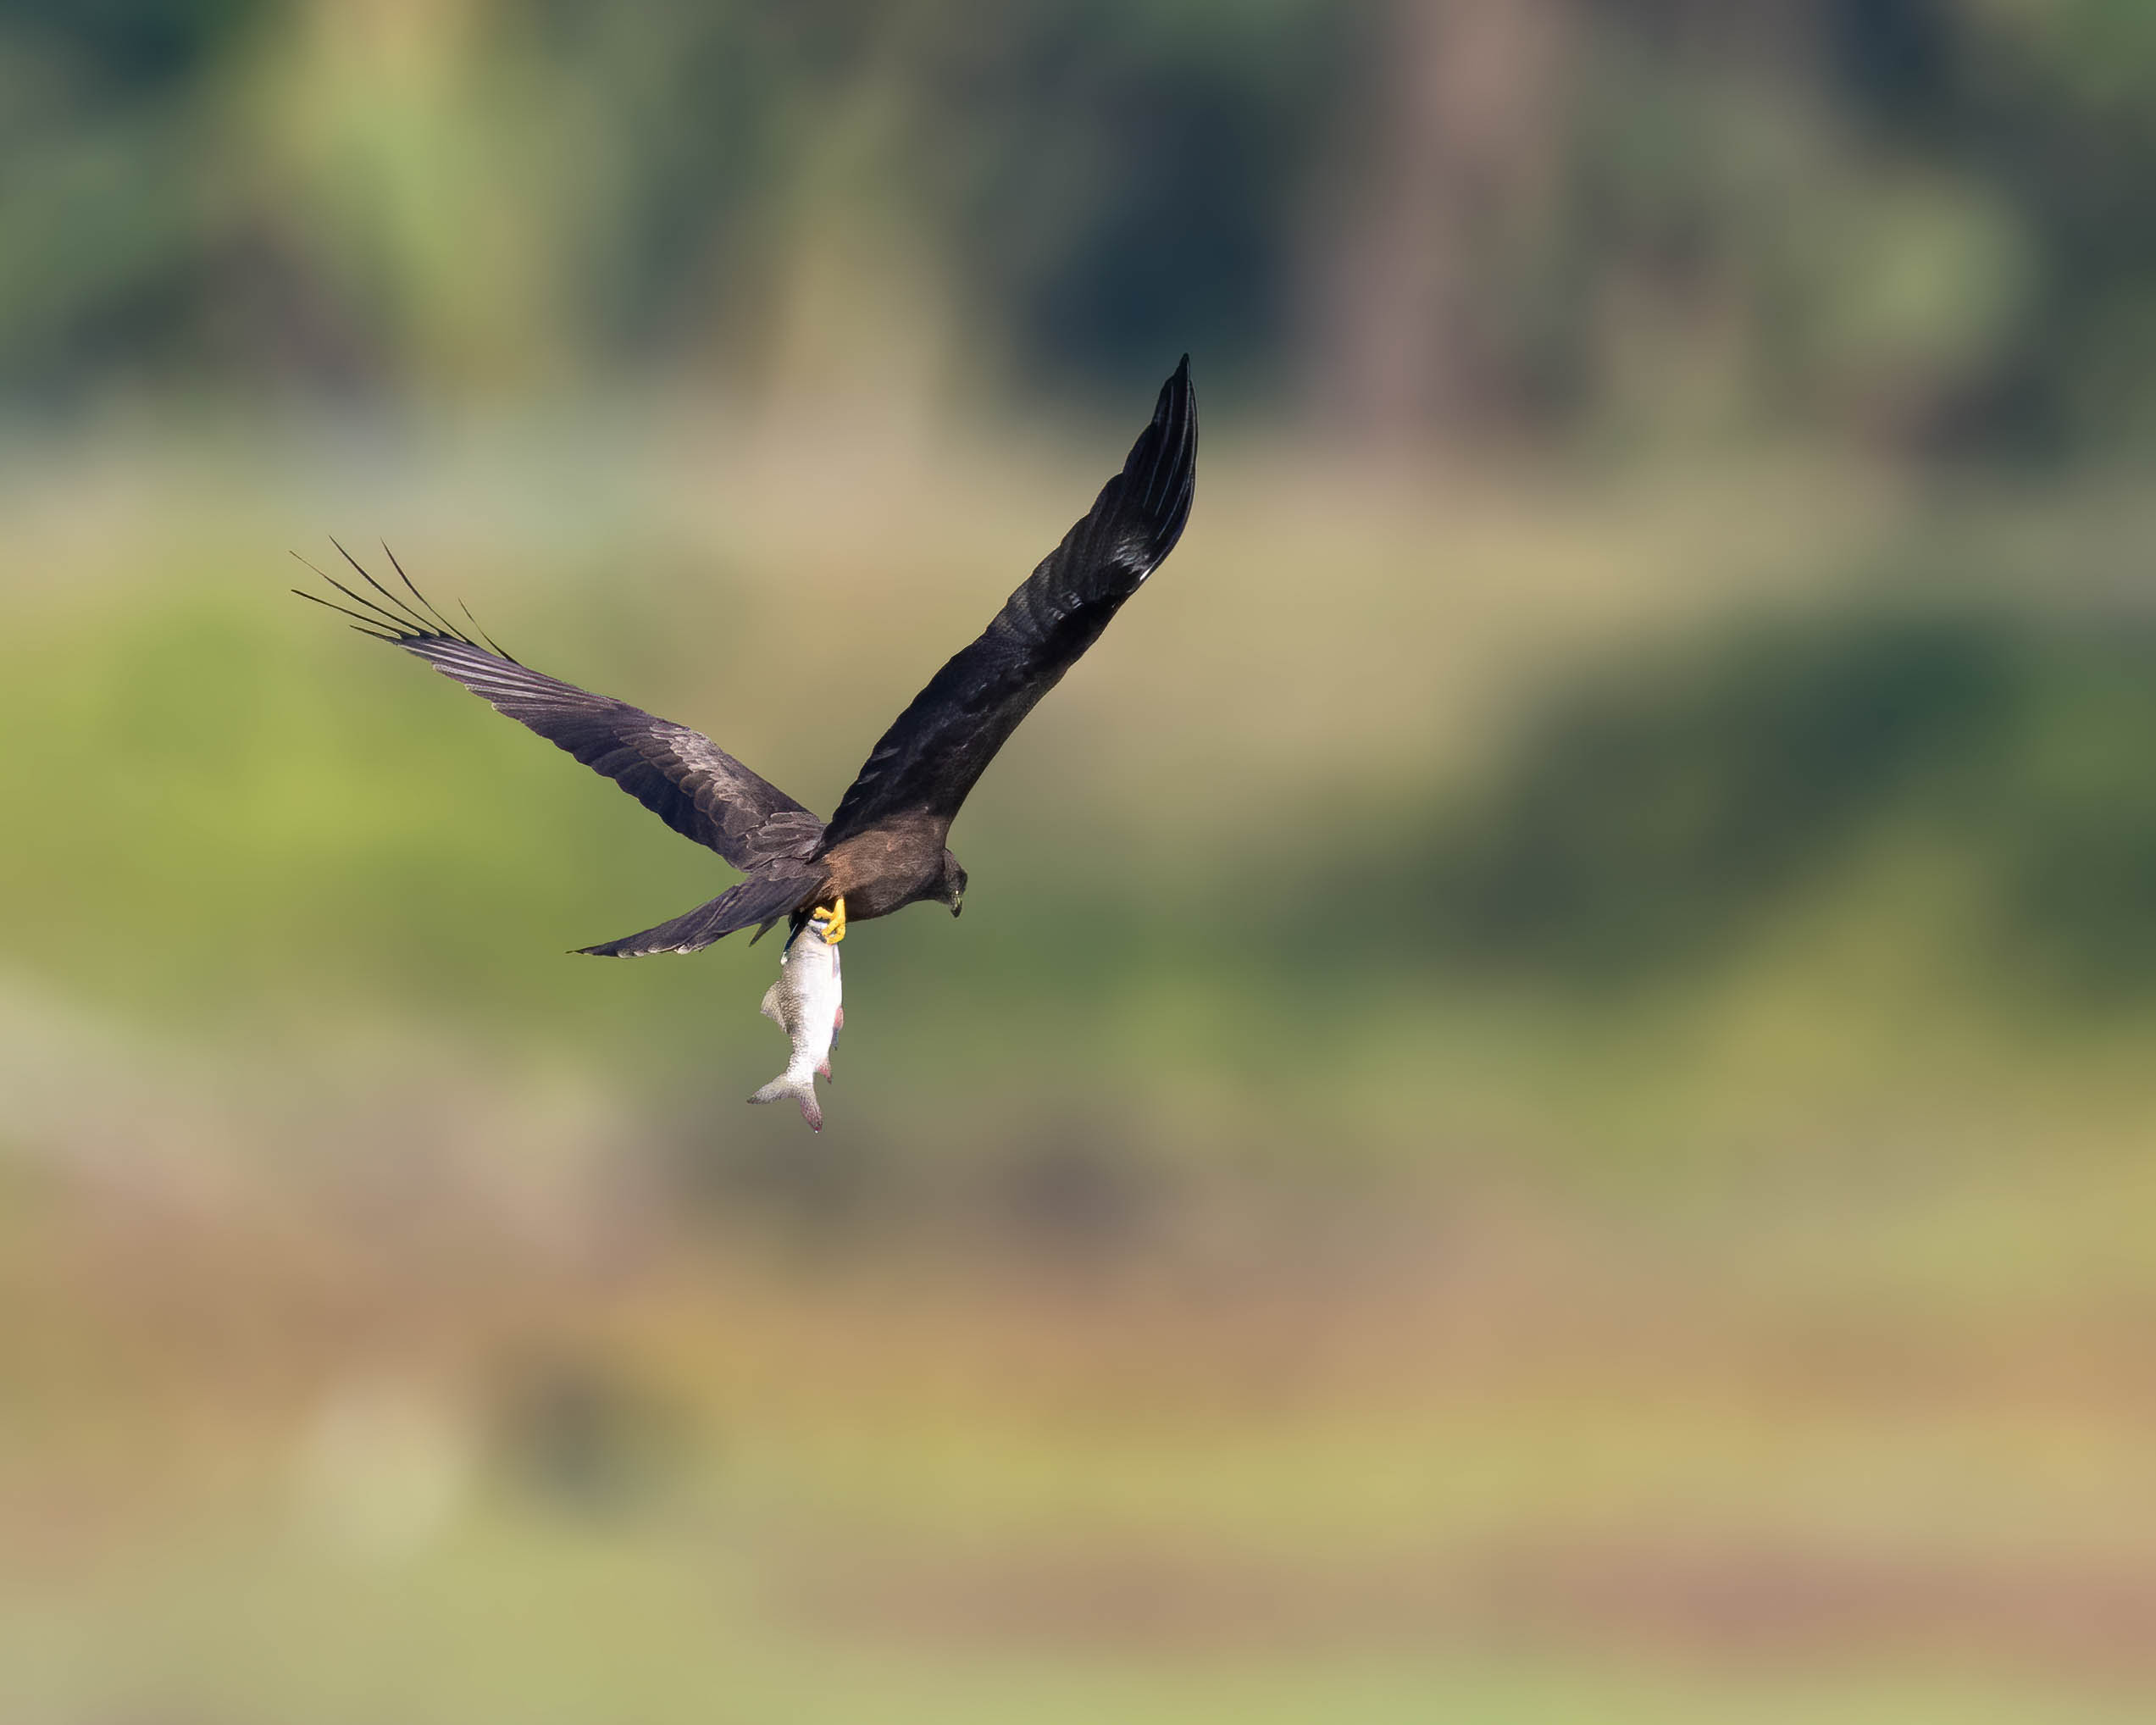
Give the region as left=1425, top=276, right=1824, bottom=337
left=818, top=357, right=1197, bottom=851
left=297, top=546, right=823, bottom=872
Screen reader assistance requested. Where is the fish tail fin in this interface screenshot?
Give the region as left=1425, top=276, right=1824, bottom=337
left=748, top=1075, right=823, bottom=1131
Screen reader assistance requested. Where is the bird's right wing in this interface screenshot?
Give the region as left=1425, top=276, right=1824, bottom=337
left=297, top=548, right=823, bottom=873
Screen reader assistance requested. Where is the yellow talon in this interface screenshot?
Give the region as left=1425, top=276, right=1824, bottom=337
left=812, top=896, right=847, bottom=944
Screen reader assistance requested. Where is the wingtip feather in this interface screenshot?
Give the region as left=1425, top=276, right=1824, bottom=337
left=295, top=541, right=524, bottom=668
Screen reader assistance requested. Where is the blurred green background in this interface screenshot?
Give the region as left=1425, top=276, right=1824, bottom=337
left=7, top=2, right=2156, bottom=1720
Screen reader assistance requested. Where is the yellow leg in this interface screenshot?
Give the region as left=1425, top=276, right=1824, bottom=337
left=811, top=896, right=847, bottom=944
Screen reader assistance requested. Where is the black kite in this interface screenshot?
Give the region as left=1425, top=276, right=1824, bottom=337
left=297, top=358, right=1198, bottom=953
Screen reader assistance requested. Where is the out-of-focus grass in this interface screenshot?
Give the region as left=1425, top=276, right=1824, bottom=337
left=8, top=419, right=2156, bottom=1720
left=11, top=1217, right=2156, bottom=1722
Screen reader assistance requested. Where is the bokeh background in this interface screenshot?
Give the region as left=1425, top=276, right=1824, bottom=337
left=7, top=2, right=2156, bottom=1719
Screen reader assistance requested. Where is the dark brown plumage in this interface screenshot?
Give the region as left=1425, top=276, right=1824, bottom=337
left=297, top=358, right=1198, bottom=954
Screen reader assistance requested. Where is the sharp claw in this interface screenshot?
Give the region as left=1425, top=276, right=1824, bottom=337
left=812, top=896, right=847, bottom=944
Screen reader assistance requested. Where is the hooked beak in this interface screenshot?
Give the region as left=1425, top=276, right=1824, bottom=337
left=951, top=897, right=964, bottom=918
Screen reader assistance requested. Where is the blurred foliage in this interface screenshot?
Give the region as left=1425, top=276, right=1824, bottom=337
left=1415, top=611, right=2156, bottom=994
left=2, top=0, right=2155, bottom=445
left=1420, top=613, right=2022, bottom=978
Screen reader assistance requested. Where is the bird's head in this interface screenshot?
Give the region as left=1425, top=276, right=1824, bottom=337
left=938, top=851, right=967, bottom=917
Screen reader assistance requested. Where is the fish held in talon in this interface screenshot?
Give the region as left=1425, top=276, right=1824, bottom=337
left=748, top=918, right=844, bottom=1131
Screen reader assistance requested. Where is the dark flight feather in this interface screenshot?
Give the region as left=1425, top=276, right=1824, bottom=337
left=818, top=355, right=1197, bottom=851
left=296, top=552, right=823, bottom=874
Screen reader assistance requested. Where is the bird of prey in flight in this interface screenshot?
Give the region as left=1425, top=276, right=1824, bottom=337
left=297, top=358, right=1197, bottom=956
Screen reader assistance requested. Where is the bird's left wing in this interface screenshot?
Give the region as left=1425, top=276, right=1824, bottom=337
left=297, top=548, right=823, bottom=872
left=818, top=356, right=1197, bottom=851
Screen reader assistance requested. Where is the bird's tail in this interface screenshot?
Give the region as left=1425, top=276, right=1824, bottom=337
left=578, top=871, right=813, bottom=957
left=748, top=1073, right=823, bottom=1132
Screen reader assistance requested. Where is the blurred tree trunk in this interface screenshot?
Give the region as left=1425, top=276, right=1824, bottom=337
left=1304, top=0, right=1576, bottom=447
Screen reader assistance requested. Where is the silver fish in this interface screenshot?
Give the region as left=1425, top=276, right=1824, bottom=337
left=747, top=918, right=844, bottom=1131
